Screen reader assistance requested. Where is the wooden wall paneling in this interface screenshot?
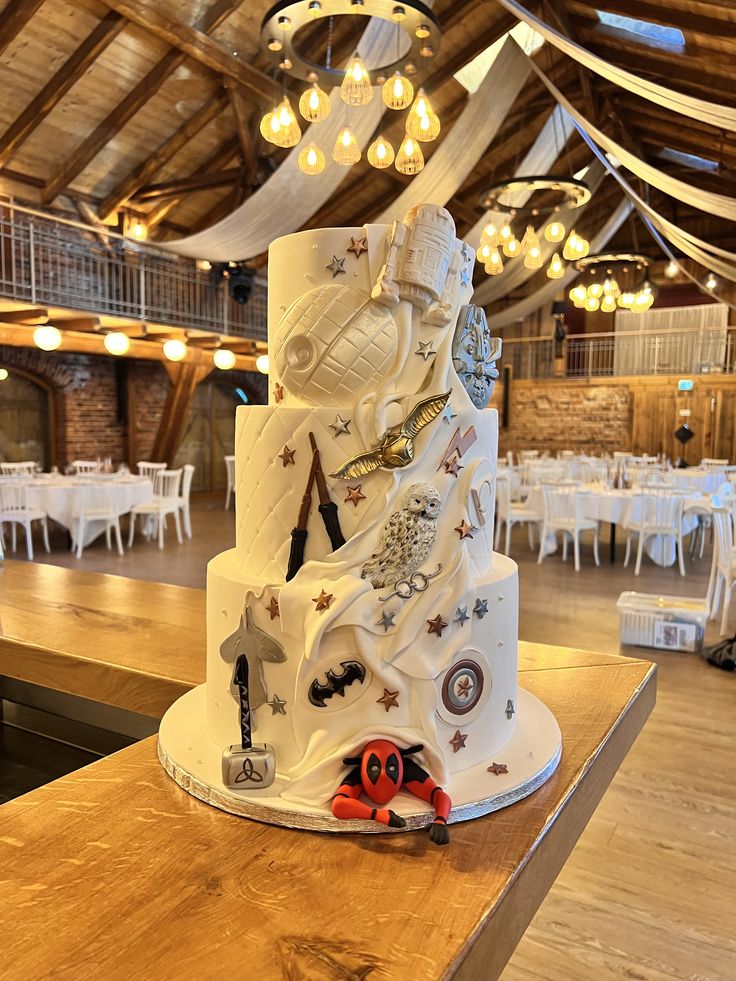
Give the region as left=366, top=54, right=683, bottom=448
left=0, top=11, right=126, bottom=169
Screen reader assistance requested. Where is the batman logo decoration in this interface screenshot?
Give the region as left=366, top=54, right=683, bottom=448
left=308, top=660, right=367, bottom=707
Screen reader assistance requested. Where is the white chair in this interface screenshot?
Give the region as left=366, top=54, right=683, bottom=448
left=708, top=507, right=736, bottom=634
left=137, top=461, right=167, bottom=484
left=0, top=461, right=36, bottom=475
left=224, top=454, right=236, bottom=510
left=128, top=468, right=183, bottom=550
left=624, top=487, right=688, bottom=577
left=701, top=458, right=729, bottom=470
left=0, top=479, right=50, bottom=561
left=177, top=463, right=195, bottom=539
left=538, top=482, right=600, bottom=573
left=71, top=483, right=124, bottom=559
left=494, top=474, right=542, bottom=556
left=71, top=460, right=101, bottom=474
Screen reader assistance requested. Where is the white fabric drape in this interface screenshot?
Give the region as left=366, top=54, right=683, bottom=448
left=464, top=104, right=575, bottom=251
left=375, top=38, right=531, bottom=223
left=497, top=0, right=736, bottom=133
left=159, top=18, right=401, bottom=261
left=525, top=57, right=736, bottom=222
left=614, top=304, right=728, bottom=376
left=472, top=159, right=606, bottom=306
left=489, top=198, right=632, bottom=328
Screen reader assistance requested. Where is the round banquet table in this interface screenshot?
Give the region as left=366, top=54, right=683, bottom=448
left=22, top=475, right=153, bottom=547
left=524, top=484, right=704, bottom=567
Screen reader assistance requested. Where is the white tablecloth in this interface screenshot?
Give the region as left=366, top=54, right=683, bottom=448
left=24, top=476, right=153, bottom=546
left=525, top=485, right=703, bottom=566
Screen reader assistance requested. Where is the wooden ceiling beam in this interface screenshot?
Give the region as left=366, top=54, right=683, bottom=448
left=42, top=0, right=241, bottom=206
left=97, top=91, right=229, bottom=221
left=98, top=0, right=284, bottom=104
left=544, top=0, right=601, bottom=126
left=0, top=307, right=49, bottom=324
left=0, top=12, right=125, bottom=169
left=0, top=0, right=45, bottom=60
left=568, top=0, right=736, bottom=42
left=134, top=167, right=244, bottom=202
left=224, top=80, right=259, bottom=190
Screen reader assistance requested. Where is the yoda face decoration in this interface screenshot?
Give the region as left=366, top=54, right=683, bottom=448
left=452, top=305, right=502, bottom=409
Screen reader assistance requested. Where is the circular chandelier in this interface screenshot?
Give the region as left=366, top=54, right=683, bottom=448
left=476, top=175, right=592, bottom=279
left=569, top=253, right=655, bottom=314
left=259, top=0, right=442, bottom=177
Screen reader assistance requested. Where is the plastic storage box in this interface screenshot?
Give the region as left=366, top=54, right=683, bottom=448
left=616, top=591, right=709, bottom=653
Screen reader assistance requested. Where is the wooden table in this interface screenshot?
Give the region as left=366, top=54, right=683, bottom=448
left=0, top=560, right=656, bottom=981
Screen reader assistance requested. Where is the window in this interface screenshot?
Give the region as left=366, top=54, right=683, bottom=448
left=659, top=147, right=719, bottom=173
left=596, top=11, right=685, bottom=49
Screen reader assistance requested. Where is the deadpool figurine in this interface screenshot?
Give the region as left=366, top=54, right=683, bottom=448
left=331, top=739, right=452, bottom=845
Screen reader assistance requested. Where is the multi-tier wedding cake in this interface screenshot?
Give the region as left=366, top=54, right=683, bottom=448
left=159, top=204, right=561, bottom=843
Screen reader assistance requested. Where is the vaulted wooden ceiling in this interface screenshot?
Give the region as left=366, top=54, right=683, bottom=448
left=0, top=0, right=734, bottom=298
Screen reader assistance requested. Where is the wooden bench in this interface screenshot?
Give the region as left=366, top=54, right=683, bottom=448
left=0, top=561, right=656, bottom=979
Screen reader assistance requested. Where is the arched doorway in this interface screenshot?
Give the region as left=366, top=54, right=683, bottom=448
left=0, top=366, right=53, bottom=468
left=174, top=373, right=265, bottom=492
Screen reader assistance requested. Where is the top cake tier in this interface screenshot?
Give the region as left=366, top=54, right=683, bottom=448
left=267, top=205, right=481, bottom=410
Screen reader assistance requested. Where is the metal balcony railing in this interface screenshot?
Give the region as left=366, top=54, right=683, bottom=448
left=0, top=202, right=267, bottom=341
left=502, top=325, right=736, bottom=380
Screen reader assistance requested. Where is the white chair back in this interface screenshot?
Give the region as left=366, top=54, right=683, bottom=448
left=155, top=469, right=183, bottom=501
left=0, top=461, right=36, bottom=475
left=712, top=507, right=734, bottom=568
left=180, top=463, right=195, bottom=503
left=0, top=479, right=27, bottom=513
left=495, top=473, right=511, bottom=520
left=541, top=482, right=583, bottom=524
left=505, top=450, right=514, bottom=467
left=636, top=487, right=687, bottom=531
left=701, top=458, right=729, bottom=470
left=137, top=461, right=167, bottom=483
left=72, top=460, right=101, bottom=474
left=75, top=482, right=115, bottom=516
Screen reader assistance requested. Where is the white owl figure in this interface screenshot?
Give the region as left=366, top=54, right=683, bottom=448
left=361, top=482, right=442, bottom=589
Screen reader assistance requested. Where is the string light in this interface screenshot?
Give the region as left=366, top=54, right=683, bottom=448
left=256, top=354, right=270, bottom=374
left=298, top=142, right=326, bottom=175
left=485, top=249, right=504, bottom=276
left=103, top=332, right=130, bottom=356
left=0, top=368, right=8, bottom=381
left=584, top=296, right=600, bottom=312
left=544, top=219, right=566, bottom=243
left=340, top=54, right=373, bottom=106
left=367, top=135, right=395, bottom=169
left=33, top=325, right=62, bottom=351
left=298, top=83, right=330, bottom=122
left=395, top=135, right=424, bottom=174
left=333, top=126, right=361, bottom=165
left=664, top=259, right=678, bottom=279
left=705, top=272, right=718, bottom=290
left=382, top=71, right=413, bottom=110
left=480, top=220, right=500, bottom=248
left=502, top=235, right=521, bottom=258
left=546, top=253, right=565, bottom=279
left=405, top=88, right=440, bottom=141
left=163, top=339, right=187, bottom=362
left=214, top=349, right=237, bottom=370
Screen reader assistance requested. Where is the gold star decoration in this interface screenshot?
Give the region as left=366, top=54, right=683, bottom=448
left=312, top=589, right=334, bottom=612
left=487, top=762, right=508, bottom=775
left=347, top=235, right=368, bottom=258
left=426, top=614, right=448, bottom=637
left=449, top=730, right=467, bottom=753
left=278, top=445, right=296, bottom=467
left=274, top=383, right=284, bottom=403
left=456, top=676, right=474, bottom=699
left=376, top=688, right=400, bottom=712
left=454, top=519, right=476, bottom=540
left=444, top=458, right=463, bottom=478
left=265, top=597, right=280, bottom=621
left=344, top=484, right=366, bottom=507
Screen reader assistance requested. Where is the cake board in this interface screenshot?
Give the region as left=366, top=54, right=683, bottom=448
left=158, top=684, right=562, bottom=833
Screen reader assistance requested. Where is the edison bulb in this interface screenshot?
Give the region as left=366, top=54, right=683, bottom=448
left=480, top=221, right=500, bottom=248
left=395, top=135, right=424, bottom=175
left=103, top=332, right=130, bottom=356
left=588, top=282, right=603, bottom=299
left=214, top=349, right=236, bottom=370
left=502, top=236, right=521, bottom=258
left=298, top=142, right=326, bottom=175
left=544, top=220, right=566, bottom=243
left=340, top=54, right=373, bottom=106
left=546, top=253, right=565, bottom=279
left=618, top=292, right=635, bottom=309
left=0, top=368, right=8, bottom=381
left=298, top=83, right=330, bottom=122
left=584, top=296, right=600, bottom=312
left=601, top=295, right=617, bottom=313
left=382, top=71, right=413, bottom=110
left=499, top=222, right=512, bottom=241
left=524, top=245, right=543, bottom=270
left=570, top=285, right=587, bottom=304
left=332, top=126, right=361, bottom=165
left=367, top=135, right=394, bottom=169
left=563, top=230, right=579, bottom=261
left=406, top=88, right=440, bottom=141
left=477, top=243, right=492, bottom=264
left=485, top=249, right=504, bottom=275
left=163, top=339, right=187, bottom=362
left=33, top=325, right=62, bottom=351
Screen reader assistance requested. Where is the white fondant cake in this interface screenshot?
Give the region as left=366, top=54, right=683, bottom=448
left=159, top=205, right=561, bottom=834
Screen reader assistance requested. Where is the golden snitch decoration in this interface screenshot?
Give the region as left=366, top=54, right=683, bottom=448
left=329, top=392, right=451, bottom=481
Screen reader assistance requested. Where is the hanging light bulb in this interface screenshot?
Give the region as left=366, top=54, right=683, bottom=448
left=271, top=98, right=300, bottom=148
left=406, top=88, right=440, bottom=141
left=618, top=292, right=635, bottom=309
left=476, top=243, right=492, bottom=264
left=260, top=107, right=282, bottom=144
left=340, top=54, right=373, bottom=106
left=544, top=219, right=566, bottom=243
left=499, top=222, right=513, bottom=242
left=485, top=249, right=504, bottom=276
left=382, top=71, right=413, bottom=110
left=104, top=332, right=130, bottom=356
left=524, top=244, right=543, bottom=270
left=563, top=230, right=580, bottom=261
left=588, top=282, right=603, bottom=299
left=706, top=272, right=718, bottom=290
left=603, top=276, right=619, bottom=296
left=367, top=134, right=394, bottom=169
left=214, top=349, right=237, bottom=370
left=570, top=285, right=587, bottom=305
left=546, top=253, right=565, bottom=279
left=163, top=339, right=187, bottom=362
left=664, top=259, right=678, bottom=279
left=332, top=126, right=361, bottom=165
left=298, top=83, right=330, bottom=123
left=601, top=295, right=617, bottom=313
left=520, top=225, right=541, bottom=257
left=395, top=135, right=424, bottom=175
left=584, top=296, right=600, bottom=312
left=575, top=235, right=590, bottom=259
left=34, top=325, right=62, bottom=351
left=502, top=235, right=521, bottom=258
left=256, top=354, right=270, bottom=374
left=480, top=220, right=500, bottom=248
left=298, top=142, right=326, bottom=175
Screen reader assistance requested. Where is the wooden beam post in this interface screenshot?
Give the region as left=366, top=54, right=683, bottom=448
left=151, top=360, right=212, bottom=464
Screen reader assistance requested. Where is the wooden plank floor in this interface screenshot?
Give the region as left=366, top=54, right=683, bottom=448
left=5, top=499, right=736, bottom=978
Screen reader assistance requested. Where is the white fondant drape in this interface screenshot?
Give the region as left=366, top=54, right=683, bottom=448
left=526, top=57, right=736, bottom=222
left=464, top=104, right=575, bottom=251
left=488, top=198, right=632, bottom=328
left=472, top=159, right=606, bottom=306
left=158, top=18, right=402, bottom=261
left=497, top=0, right=736, bottom=133
left=375, top=38, right=532, bottom=223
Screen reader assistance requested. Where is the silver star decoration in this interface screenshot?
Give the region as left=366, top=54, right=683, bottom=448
left=415, top=340, right=435, bottom=361
left=474, top=597, right=489, bottom=619
left=454, top=606, right=470, bottom=627
left=442, top=405, right=458, bottom=425
left=505, top=698, right=515, bottom=720
left=268, top=694, right=287, bottom=716
left=329, top=413, right=351, bottom=436
left=325, top=255, right=346, bottom=278
left=460, top=267, right=471, bottom=287
left=377, top=610, right=396, bottom=633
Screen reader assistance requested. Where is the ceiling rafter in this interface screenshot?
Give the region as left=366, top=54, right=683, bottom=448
left=0, top=0, right=46, bottom=60
left=224, top=79, right=259, bottom=191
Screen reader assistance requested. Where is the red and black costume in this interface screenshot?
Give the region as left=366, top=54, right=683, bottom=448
left=331, top=739, right=452, bottom=845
